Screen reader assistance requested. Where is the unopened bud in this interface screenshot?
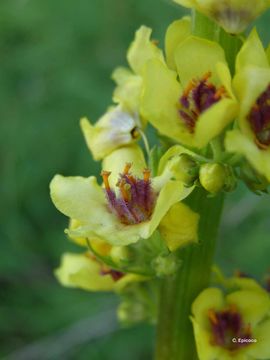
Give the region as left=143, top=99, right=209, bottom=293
left=152, top=254, right=181, bottom=277
left=117, top=301, right=146, bottom=324
left=240, top=162, right=269, bottom=194
left=199, top=163, right=226, bottom=194
left=171, top=153, right=199, bottom=186
left=110, top=246, right=131, bottom=265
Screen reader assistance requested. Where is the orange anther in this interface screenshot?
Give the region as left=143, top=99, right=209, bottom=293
left=152, top=39, right=159, bottom=46
left=208, top=309, right=218, bottom=325
left=101, top=171, right=111, bottom=191
left=143, top=168, right=151, bottom=182
left=202, top=71, right=212, bottom=82
left=183, top=79, right=197, bottom=97
left=214, top=86, right=227, bottom=100
left=119, top=179, right=130, bottom=202
left=123, top=162, right=132, bottom=175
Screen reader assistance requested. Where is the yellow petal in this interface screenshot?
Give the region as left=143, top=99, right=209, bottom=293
left=80, top=105, right=137, bottom=161
left=127, top=25, right=164, bottom=75
left=225, top=129, right=270, bottom=181
left=226, top=289, right=270, bottom=327
left=55, top=253, right=115, bottom=291
left=159, top=202, right=199, bottom=251
left=141, top=59, right=191, bottom=144
left=192, top=287, right=225, bottom=329
left=248, top=319, right=270, bottom=358
left=102, top=144, right=146, bottom=187
left=112, top=67, right=143, bottom=115
left=236, top=28, right=269, bottom=73
left=165, top=17, right=191, bottom=70
left=191, top=317, right=222, bottom=360
left=174, top=36, right=226, bottom=87
left=50, top=175, right=112, bottom=224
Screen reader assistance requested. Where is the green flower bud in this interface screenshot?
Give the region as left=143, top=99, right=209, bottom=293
left=199, top=163, right=226, bottom=194
left=110, top=246, right=131, bottom=265
left=152, top=254, right=181, bottom=277
left=117, top=300, right=147, bottom=325
left=170, top=153, right=199, bottom=186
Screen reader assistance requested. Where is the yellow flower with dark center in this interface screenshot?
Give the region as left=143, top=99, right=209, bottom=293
left=191, top=283, right=270, bottom=359
left=141, top=36, right=238, bottom=148
left=50, top=145, right=193, bottom=247
left=225, top=29, right=270, bottom=181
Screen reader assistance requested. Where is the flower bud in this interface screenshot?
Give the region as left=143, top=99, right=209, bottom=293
left=170, top=153, right=199, bottom=186
left=199, top=163, right=226, bottom=193
left=117, top=300, right=147, bottom=325
left=110, top=246, right=131, bottom=265
left=152, top=254, right=181, bottom=277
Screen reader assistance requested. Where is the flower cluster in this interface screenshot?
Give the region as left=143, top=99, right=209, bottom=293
left=50, top=0, right=270, bottom=357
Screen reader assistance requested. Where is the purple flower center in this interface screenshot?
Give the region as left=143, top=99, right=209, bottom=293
left=179, top=72, right=227, bottom=133
left=248, top=84, right=270, bottom=149
left=101, top=163, right=156, bottom=225
left=100, top=267, right=124, bottom=282
left=208, top=306, right=252, bottom=351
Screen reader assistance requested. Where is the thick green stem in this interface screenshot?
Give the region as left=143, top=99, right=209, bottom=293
left=155, top=189, right=224, bottom=360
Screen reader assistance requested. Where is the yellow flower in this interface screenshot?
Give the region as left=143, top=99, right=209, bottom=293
left=225, top=29, right=270, bottom=181
left=50, top=144, right=192, bottom=247
left=80, top=105, right=140, bottom=161
left=141, top=36, right=238, bottom=148
left=173, top=0, right=270, bottom=34
left=55, top=252, right=144, bottom=292
left=191, top=283, right=270, bottom=360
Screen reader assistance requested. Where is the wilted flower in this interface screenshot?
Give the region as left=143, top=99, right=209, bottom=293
left=173, top=0, right=270, bottom=34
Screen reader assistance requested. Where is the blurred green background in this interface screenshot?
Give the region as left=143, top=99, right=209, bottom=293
left=1, top=0, right=270, bottom=359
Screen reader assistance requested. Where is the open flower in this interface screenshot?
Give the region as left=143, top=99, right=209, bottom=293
left=55, top=252, right=144, bottom=292
left=225, top=29, right=270, bottom=181
left=173, top=0, right=270, bottom=34
left=191, top=283, right=270, bottom=359
left=50, top=144, right=192, bottom=246
left=141, top=36, right=238, bottom=148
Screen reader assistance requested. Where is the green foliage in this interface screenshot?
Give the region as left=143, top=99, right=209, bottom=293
left=1, top=0, right=270, bottom=358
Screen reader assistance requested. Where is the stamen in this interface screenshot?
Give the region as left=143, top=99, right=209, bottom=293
left=208, top=306, right=253, bottom=351
left=208, top=309, right=218, bottom=325
left=102, top=164, right=156, bottom=225
left=123, top=162, right=132, bottom=175
left=202, top=71, right=212, bottom=82
left=143, top=168, right=151, bottom=182
left=101, top=171, right=111, bottom=191
left=248, top=84, right=270, bottom=149
left=119, top=180, right=131, bottom=202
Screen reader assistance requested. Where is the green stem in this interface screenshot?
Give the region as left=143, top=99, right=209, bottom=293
left=155, top=189, right=224, bottom=360
left=218, top=28, right=243, bottom=75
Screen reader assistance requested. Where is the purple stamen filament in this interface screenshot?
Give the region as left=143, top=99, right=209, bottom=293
left=248, top=84, right=270, bottom=149
left=101, top=164, right=156, bottom=225
left=179, top=72, right=227, bottom=133
left=208, top=306, right=252, bottom=351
